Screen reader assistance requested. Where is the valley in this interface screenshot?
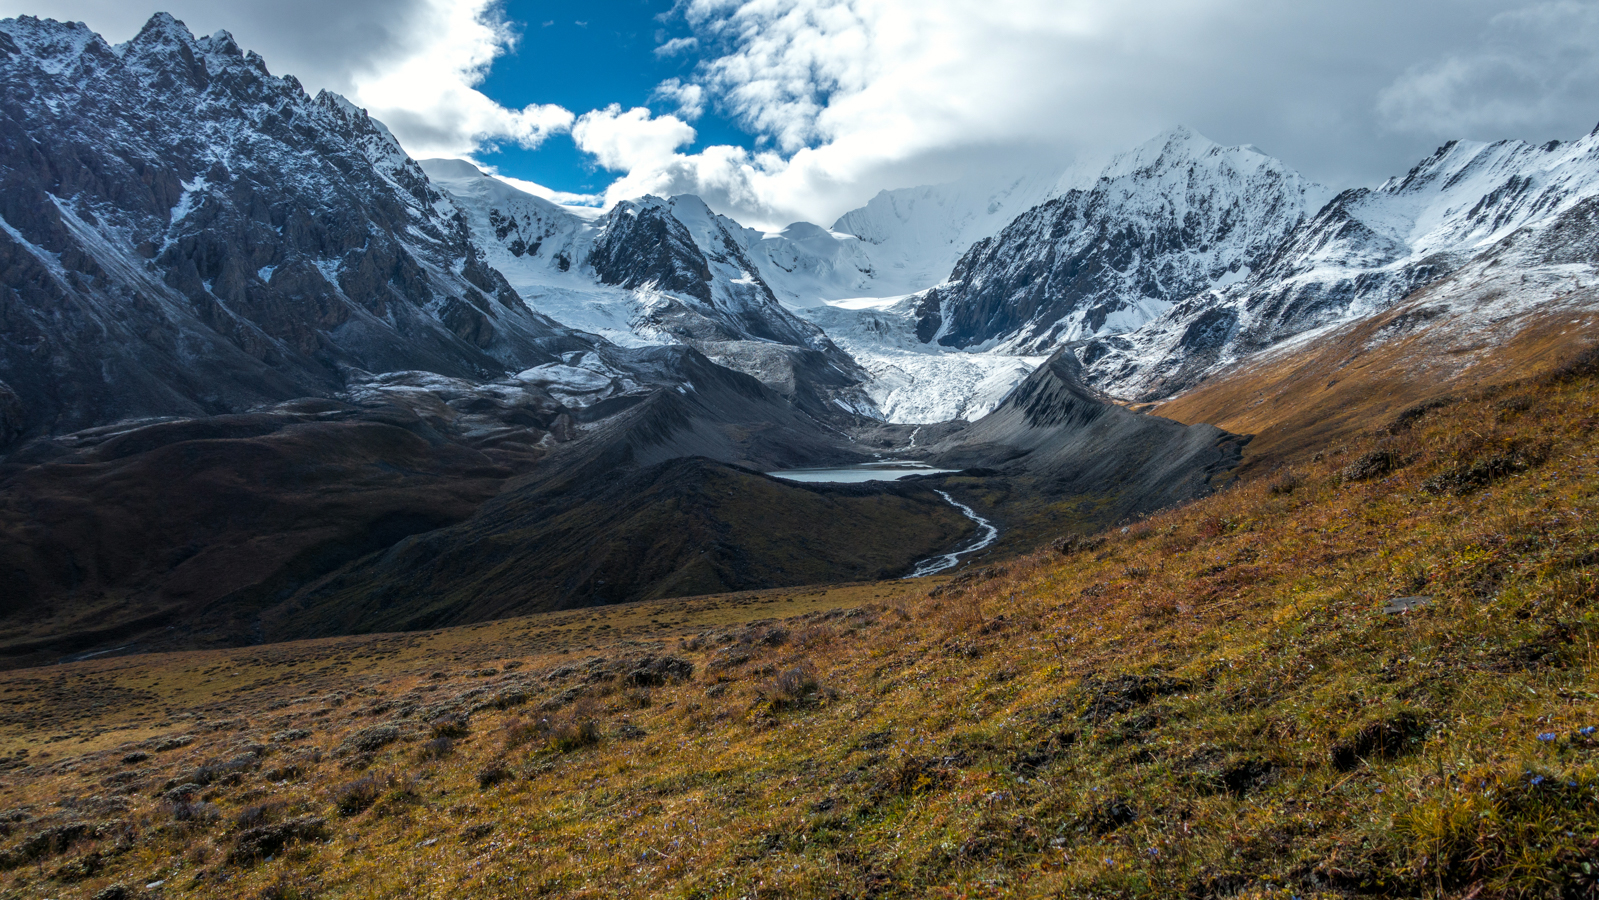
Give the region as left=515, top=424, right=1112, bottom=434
left=1, top=9, right=1598, bottom=898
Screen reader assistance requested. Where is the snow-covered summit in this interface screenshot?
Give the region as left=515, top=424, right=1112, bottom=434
left=1075, top=126, right=1599, bottom=400
left=908, top=127, right=1331, bottom=353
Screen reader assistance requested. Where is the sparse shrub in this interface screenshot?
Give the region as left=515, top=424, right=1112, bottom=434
left=548, top=717, right=602, bottom=753
left=1051, top=534, right=1107, bottom=556
left=870, top=756, right=955, bottom=801
left=270, top=729, right=311, bottom=744
left=1423, top=440, right=1551, bottom=495
left=190, top=752, right=260, bottom=786
left=707, top=647, right=753, bottom=672
left=626, top=656, right=694, bottom=686
left=154, top=735, right=193, bottom=752
left=793, top=624, right=834, bottom=649
left=1265, top=471, right=1303, bottom=496
left=500, top=716, right=542, bottom=751
left=477, top=764, right=515, bottom=790
left=762, top=663, right=835, bottom=712
left=229, top=816, right=328, bottom=864
left=164, top=783, right=204, bottom=803
left=339, top=725, right=400, bottom=756
left=418, top=737, right=454, bottom=761
left=120, top=751, right=148, bottom=765
left=1080, top=674, right=1190, bottom=723
left=1387, top=396, right=1454, bottom=433
left=169, top=800, right=221, bottom=824
left=1078, top=798, right=1140, bottom=835
left=233, top=800, right=285, bottom=830
left=1340, top=448, right=1405, bottom=482
left=0, top=822, right=91, bottom=870
left=263, top=765, right=303, bottom=783
left=1540, top=343, right=1599, bottom=384
left=256, top=875, right=321, bottom=900
left=429, top=714, right=470, bottom=739
left=330, top=774, right=384, bottom=816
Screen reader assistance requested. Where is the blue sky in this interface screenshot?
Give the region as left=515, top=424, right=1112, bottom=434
left=474, top=0, right=748, bottom=195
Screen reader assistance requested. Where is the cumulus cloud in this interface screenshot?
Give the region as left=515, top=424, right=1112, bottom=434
left=1377, top=2, right=1599, bottom=138
left=572, top=105, right=699, bottom=173
left=11, top=0, right=1598, bottom=229
left=2, top=0, right=574, bottom=159
left=579, top=0, right=1599, bottom=227
left=652, top=78, right=707, bottom=120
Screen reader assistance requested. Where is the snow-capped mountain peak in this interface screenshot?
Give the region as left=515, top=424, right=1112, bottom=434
left=909, top=127, right=1330, bottom=353
left=1074, top=125, right=1599, bottom=401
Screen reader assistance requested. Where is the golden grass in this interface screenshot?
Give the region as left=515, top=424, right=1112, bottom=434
left=1, top=361, right=1596, bottom=899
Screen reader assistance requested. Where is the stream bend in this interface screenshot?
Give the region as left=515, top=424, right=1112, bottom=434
left=905, top=490, right=999, bottom=578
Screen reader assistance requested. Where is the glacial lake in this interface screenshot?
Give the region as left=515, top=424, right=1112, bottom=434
left=766, top=462, right=960, bottom=484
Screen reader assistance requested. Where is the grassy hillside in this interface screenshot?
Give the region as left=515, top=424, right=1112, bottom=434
left=0, top=352, right=1596, bottom=899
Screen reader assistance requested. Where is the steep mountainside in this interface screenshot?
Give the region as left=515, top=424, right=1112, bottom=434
left=0, top=14, right=596, bottom=445
left=0, top=343, right=885, bottom=664
left=1078, top=127, right=1599, bottom=400
left=912, top=128, right=1330, bottom=352
left=419, top=162, right=875, bottom=421
left=919, top=351, right=1247, bottom=549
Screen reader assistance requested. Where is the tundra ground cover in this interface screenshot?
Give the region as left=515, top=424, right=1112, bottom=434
left=1, top=353, right=1596, bottom=899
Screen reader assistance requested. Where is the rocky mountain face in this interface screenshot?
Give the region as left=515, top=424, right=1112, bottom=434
left=924, top=350, right=1246, bottom=518
left=419, top=162, right=876, bottom=420
left=1076, top=129, right=1599, bottom=399
left=0, top=14, right=603, bottom=446
left=911, top=128, right=1331, bottom=353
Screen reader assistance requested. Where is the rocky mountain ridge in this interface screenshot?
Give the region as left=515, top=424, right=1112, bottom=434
left=0, top=13, right=605, bottom=444
left=1075, top=127, right=1599, bottom=399
left=910, top=128, right=1332, bottom=353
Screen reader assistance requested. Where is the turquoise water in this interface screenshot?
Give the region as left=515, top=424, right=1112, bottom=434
left=766, top=463, right=959, bottom=484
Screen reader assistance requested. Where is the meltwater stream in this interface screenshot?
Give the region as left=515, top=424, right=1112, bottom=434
left=765, top=463, right=998, bottom=578
left=903, top=491, right=999, bottom=578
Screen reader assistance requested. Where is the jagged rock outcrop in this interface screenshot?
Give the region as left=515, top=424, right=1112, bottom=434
left=419, top=160, right=879, bottom=421
left=0, top=14, right=593, bottom=445
left=1077, top=130, right=1599, bottom=400
left=911, top=128, right=1329, bottom=353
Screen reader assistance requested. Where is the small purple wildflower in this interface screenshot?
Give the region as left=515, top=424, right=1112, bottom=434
left=1538, top=732, right=1559, bottom=742
left=1581, top=727, right=1596, bottom=737
left=1530, top=775, right=1545, bottom=786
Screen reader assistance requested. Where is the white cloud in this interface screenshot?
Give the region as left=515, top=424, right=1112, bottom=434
left=654, top=35, right=699, bottom=57
left=12, top=0, right=1599, bottom=231
left=1377, top=2, right=1599, bottom=138
left=2, top=0, right=577, bottom=160
left=575, top=0, right=1599, bottom=228
left=652, top=78, right=706, bottom=120
left=344, top=0, right=575, bottom=158
left=572, top=105, right=698, bottom=173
